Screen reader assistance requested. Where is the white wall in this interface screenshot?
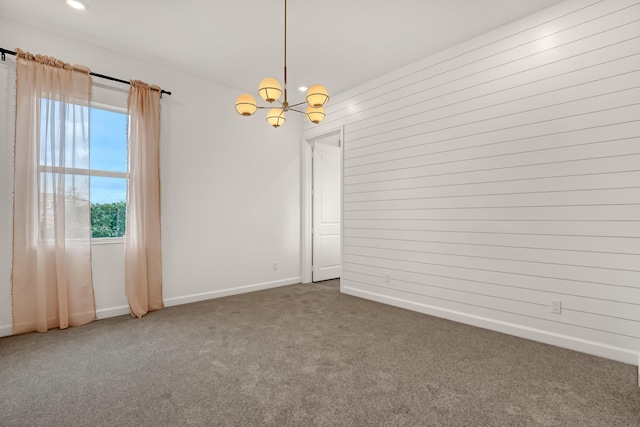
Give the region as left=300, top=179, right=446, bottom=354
left=304, top=0, right=640, bottom=365
left=0, top=55, right=15, bottom=336
left=0, top=17, right=303, bottom=335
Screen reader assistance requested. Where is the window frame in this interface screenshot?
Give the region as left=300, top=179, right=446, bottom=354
left=35, top=89, right=130, bottom=244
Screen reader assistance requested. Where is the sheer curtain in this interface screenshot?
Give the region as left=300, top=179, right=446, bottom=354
left=125, top=80, right=163, bottom=317
left=12, top=49, right=95, bottom=333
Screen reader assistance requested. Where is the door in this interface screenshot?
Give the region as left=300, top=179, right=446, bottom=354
left=312, top=142, right=341, bottom=282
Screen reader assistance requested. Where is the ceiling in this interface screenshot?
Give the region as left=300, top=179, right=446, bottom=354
left=0, top=0, right=567, bottom=97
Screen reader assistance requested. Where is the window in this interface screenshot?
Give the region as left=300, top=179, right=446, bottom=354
left=38, top=97, right=128, bottom=240
left=88, top=105, right=128, bottom=238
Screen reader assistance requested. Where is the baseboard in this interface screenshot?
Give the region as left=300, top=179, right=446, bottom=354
left=342, top=286, right=639, bottom=367
left=96, top=305, right=130, bottom=320
left=0, top=324, right=11, bottom=337
left=163, top=276, right=302, bottom=307
left=1, top=278, right=303, bottom=331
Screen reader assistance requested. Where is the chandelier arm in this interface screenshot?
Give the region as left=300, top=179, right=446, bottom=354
left=289, top=108, right=307, bottom=114
left=257, top=100, right=285, bottom=108
left=288, top=101, right=308, bottom=108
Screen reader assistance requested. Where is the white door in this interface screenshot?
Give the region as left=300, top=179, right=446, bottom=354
left=312, top=142, right=341, bottom=282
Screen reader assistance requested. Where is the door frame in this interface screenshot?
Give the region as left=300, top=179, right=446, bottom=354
left=301, top=126, right=344, bottom=284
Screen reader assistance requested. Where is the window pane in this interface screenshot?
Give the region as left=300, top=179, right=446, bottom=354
left=40, top=172, right=90, bottom=241
left=39, top=99, right=90, bottom=169
left=90, top=108, right=127, bottom=173
left=90, top=177, right=126, bottom=238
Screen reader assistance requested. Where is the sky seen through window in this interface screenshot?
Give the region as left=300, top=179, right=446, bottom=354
left=89, top=107, right=127, bottom=204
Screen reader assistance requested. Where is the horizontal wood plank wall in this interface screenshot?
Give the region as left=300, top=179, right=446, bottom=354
left=303, top=0, right=640, bottom=364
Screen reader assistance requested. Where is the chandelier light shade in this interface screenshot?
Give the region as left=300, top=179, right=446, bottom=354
left=258, top=77, right=283, bottom=103
left=306, top=84, right=330, bottom=108
left=235, top=94, right=258, bottom=116
left=306, top=106, right=325, bottom=124
left=266, top=108, right=286, bottom=128
left=234, top=0, right=329, bottom=128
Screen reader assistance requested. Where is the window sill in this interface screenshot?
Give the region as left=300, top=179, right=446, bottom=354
left=91, top=237, right=124, bottom=245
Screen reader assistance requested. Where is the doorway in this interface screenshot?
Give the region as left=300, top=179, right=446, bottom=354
left=302, top=127, right=343, bottom=284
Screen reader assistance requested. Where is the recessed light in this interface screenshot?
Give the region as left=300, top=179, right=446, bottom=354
left=298, top=86, right=308, bottom=92
left=66, top=0, right=88, bottom=11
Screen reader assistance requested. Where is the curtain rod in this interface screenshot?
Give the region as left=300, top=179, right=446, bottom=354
left=0, top=47, right=172, bottom=96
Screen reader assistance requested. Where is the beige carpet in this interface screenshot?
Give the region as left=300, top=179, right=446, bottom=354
left=0, top=280, right=638, bottom=426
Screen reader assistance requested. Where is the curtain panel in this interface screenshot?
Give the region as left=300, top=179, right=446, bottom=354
left=125, top=80, right=163, bottom=317
left=12, top=49, right=96, bottom=333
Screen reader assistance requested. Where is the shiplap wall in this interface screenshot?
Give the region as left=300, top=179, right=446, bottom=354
left=303, top=0, right=640, bottom=365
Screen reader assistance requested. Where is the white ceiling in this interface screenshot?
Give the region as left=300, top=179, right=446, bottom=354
left=0, top=0, right=567, bottom=96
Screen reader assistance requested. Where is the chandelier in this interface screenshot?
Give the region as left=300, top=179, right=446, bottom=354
left=234, top=0, right=329, bottom=128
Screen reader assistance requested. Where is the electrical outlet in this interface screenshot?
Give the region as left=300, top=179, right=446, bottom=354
left=272, top=262, right=278, bottom=271
left=384, top=273, right=390, bottom=283
left=550, top=299, right=562, bottom=314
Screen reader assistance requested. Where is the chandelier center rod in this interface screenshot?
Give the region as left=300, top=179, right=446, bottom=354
left=283, top=0, right=288, bottom=105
